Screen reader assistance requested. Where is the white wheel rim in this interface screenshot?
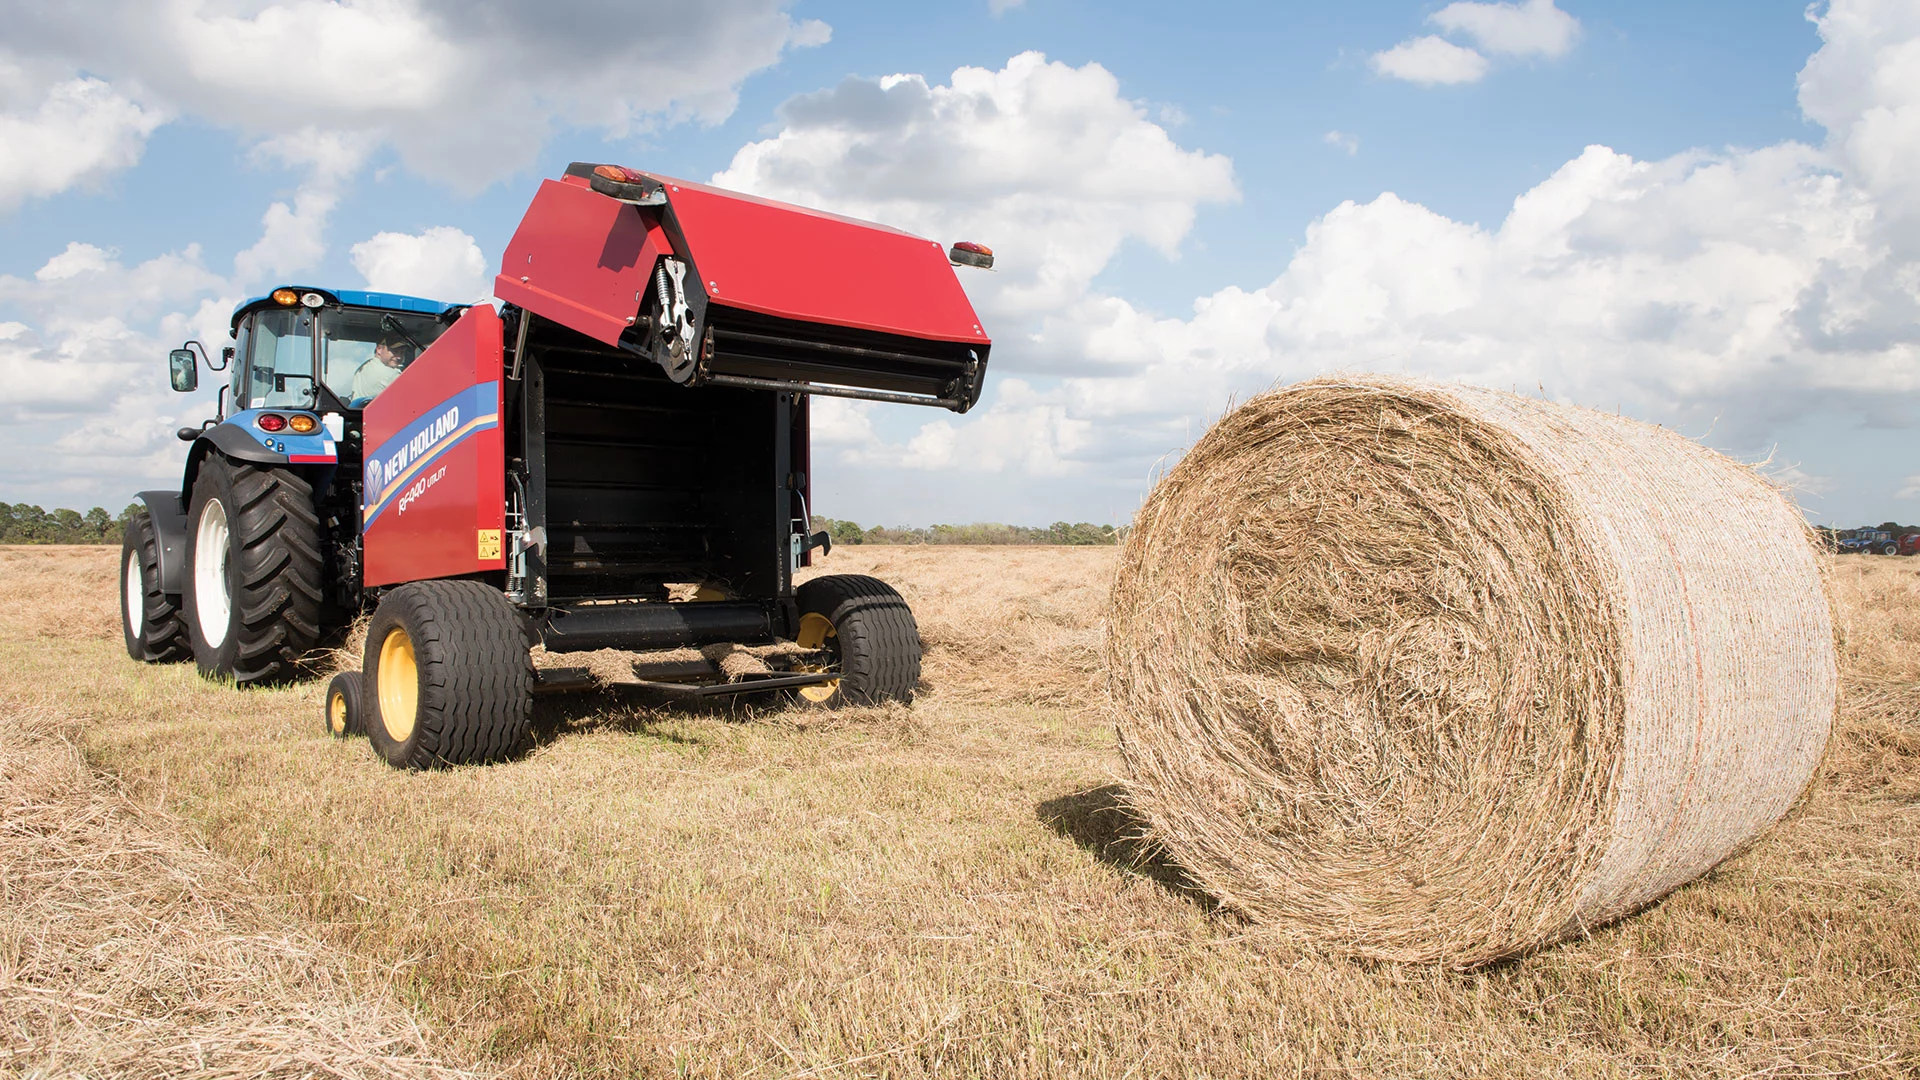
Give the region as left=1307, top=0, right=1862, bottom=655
left=123, top=547, right=145, bottom=641
left=194, top=499, right=232, bottom=648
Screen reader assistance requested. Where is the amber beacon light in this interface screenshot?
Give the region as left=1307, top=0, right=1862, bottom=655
left=948, top=241, right=993, bottom=270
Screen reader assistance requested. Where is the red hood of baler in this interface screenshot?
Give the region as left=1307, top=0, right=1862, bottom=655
left=638, top=172, right=989, bottom=347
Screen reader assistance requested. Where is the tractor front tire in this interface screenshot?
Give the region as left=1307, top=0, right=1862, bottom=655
left=363, top=580, right=532, bottom=770
left=792, top=574, right=922, bottom=708
left=183, top=456, right=324, bottom=686
left=121, top=506, right=189, bottom=663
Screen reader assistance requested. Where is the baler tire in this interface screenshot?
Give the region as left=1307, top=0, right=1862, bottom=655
left=362, top=580, right=532, bottom=770
left=121, top=507, right=190, bottom=663
left=792, top=575, right=921, bottom=708
left=184, top=456, right=324, bottom=686
left=325, top=672, right=363, bottom=738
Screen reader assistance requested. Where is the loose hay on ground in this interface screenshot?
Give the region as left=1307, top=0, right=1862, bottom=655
left=0, top=545, right=1913, bottom=1077
left=1107, top=377, right=1837, bottom=967
left=0, top=706, right=480, bottom=1079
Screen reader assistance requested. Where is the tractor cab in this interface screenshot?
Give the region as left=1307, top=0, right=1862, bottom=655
left=210, top=287, right=462, bottom=417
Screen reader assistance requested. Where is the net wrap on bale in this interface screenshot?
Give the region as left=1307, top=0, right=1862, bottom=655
left=1106, top=377, right=1835, bottom=967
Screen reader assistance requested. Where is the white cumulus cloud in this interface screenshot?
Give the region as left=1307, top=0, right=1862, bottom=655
left=0, top=243, right=232, bottom=504
left=1797, top=0, right=1920, bottom=235
left=1373, top=0, right=1579, bottom=86
left=2, top=0, right=832, bottom=187
left=1370, top=36, right=1491, bottom=86
left=350, top=226, right=490, bottom=302
left=714, top=52, right=1237, bottom=352
left=0, top=76, right=166, bottom=211
left=1430, top=0, right=1581, bottom=58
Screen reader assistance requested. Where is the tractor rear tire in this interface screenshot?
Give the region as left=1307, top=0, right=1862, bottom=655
left=362, top=580, right=532, bottom=770
left=121, top=506, right=189, bottom=663
left=792, top=574, right=922, bottom=708
left=183, top=456, right=324, bottom=686
left=325, top=672, right=363, bottom=738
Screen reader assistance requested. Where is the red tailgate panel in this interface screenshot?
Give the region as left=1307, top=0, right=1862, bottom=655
left=362, top=306, right=506, bottom=588
left=645, top=174, right=988, bottom=346
left=495, top=178, right=675, bottom=346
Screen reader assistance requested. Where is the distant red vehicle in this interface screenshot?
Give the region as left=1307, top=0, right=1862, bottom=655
left=1900, top=533, right=1920, bottom=556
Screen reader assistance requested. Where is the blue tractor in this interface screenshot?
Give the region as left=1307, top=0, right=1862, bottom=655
left=120, top=286, right=461, bottom=685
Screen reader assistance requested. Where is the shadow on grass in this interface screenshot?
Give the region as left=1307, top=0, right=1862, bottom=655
left=1036, top=784, right=1218, bottom=913
left=525, top=686, right=790, bottom=751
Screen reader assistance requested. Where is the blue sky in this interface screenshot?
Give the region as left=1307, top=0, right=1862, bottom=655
left=0, top=1, right=1913, bottom=528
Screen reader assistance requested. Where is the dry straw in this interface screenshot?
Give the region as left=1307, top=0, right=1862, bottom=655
left=1106, top=376, right=1837, bottom=967
left=0, top=708, right=481, bottom=1079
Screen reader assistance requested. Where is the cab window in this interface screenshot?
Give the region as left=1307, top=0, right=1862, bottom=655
left=322, top=308, right=449, bottom=407
left=244, top=308, right=318, bottom=410
left=227, top=321, right=251, bottom=419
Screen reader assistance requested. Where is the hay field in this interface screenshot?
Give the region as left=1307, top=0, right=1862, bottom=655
left=1, top=543, right=1914, bottom=1078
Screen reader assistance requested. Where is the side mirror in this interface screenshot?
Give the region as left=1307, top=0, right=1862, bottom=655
left=168, top=349, right=198, bottom=393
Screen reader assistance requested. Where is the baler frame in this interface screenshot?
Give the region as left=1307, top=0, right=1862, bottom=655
left=127, top=159, right=992, bottom=767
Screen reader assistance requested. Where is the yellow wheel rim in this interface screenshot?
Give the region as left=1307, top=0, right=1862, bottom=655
left=794, top=611, right=840, bottom=703
left=378, top=628, right=419, bottom=743
left=327, top=689, right=349, bottom=736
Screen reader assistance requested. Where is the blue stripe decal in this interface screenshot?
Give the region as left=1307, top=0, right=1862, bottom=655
left=362, top=382, right=499, bottom=528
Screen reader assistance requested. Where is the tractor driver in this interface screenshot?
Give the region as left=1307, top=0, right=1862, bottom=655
left=348, top=336, right=415, bottom=405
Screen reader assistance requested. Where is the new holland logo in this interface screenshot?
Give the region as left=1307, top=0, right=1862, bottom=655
left=362, top=382, right=500, bottom=528
left=366, top=404, right=460, bottom=494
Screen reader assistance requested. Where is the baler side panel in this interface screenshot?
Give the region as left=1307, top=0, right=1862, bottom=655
left=646, top=175, right=987, bottom=347
left=362, top=306, right=506, bottom=588
left=495, top=178, right=674, bottom=347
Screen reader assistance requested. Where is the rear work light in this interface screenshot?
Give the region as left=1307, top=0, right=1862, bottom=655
left=287, top=414, right=318, bottom=434
left=948, top=242, right=994, bottom=270
left=256, top=413, right=287, bottom=433
left=587, top=163, right=666, bottom=206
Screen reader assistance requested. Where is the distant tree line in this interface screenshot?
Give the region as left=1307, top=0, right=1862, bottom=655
left=0, top=503, right=138, bottom=545
left=811, top=516, right=1126, bottom=546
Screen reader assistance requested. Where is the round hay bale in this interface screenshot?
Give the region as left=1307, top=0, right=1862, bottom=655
left=1106, top=376, right=1835, bottom=967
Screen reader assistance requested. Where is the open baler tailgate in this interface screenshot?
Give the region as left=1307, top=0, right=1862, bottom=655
left=494, top=165, right=990, bottom=412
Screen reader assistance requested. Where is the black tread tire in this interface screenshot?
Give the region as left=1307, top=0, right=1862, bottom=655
left=121, top=507, right=189, bottom=663
left=325, top=672, right=363, bottom=738
left=794, top=574, right=921, bottom=708
left=363, top=580, right=532, bottom=770
left=183, top=456, right=324, bottom=686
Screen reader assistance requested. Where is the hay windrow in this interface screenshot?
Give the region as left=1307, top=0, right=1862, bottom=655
left=1106, top=377, right=1836, bottom=967
left=0, top=708, right=480, bottom=1079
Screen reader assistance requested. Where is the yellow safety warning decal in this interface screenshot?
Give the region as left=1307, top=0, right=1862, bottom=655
left=477, top=529, right=502, bottom=561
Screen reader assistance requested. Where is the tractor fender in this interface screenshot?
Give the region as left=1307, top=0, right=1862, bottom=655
left=182, top=423, right=295, bottom=496
left=135, top=489, right=190, bottom=596
left=172, top=424, right=304, bottom=595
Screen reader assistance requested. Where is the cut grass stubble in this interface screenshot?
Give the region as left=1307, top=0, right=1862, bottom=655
left=0, top=543, right=1914, bottom=1077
